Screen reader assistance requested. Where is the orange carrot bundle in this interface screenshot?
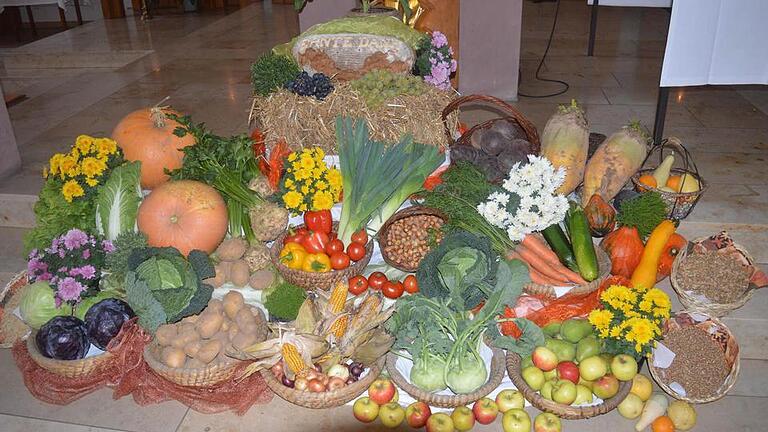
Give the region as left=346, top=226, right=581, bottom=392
left=521, top=235, right=587, bottom=284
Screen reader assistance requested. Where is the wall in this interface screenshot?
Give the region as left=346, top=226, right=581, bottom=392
left=0, top=84, right=22, bottom=179
left=298, top=0, right=355, bottom=31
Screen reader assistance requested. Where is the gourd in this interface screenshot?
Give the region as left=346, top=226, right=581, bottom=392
left=630, top=220, right=676, bottom=289
left=540, top=101, right=590, bottom=195
left=136, top=180, right=228, bottom=255
left=657, top=233, right=687, bottom=281
left=584, top=194, right=616, bottom=237
left=111, top=107, right=195, bottom=189
left=652, top=154, right=675, bottom=186
left=600, top=226, right=645, bottom=279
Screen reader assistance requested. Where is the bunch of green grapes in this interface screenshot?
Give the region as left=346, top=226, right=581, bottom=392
left=350, top=70, right=426, bottom=108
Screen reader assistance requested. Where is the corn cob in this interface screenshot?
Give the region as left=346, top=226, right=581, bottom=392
left=330, top=315, right=348, bottom=338
left=328, top=281, right=349, bottom=314
left=281, top=343, right=307, bottom=374
left=348, top=293, right=381, bottom=333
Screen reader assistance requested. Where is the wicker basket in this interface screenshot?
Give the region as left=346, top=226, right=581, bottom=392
left=506, top=351, right=631, bottom=420
left=144, top=343, right=244, bottom=387
left=262, top=355, right=386, bottom=409
left=671, top=238, right=755, bottom=317
left=27, top=332, right=113, bottom=378
left=442, top=94, right=541, bottom=160
left=1, top=271, right=30, bottom=348
left=385, top=344, right=506, bottom=408
left=269, top=223, right=373, bottom=291
left=631, top=138, right=706, bottom=221
left=377, top=206, right=447, bottom=272
left=523, top=239, right=612, bottom=300
left=648, top=311, right=740, bottom=403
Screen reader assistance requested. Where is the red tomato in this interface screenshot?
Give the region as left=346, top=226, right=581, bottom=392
left=382, top=281, right=404, bottom=299
left=284, top=228, right=309, bottom=246
left=347, top=242, right=366, bottom=261
left=348, top=275, right=368, bottom=295
left=326, top=239, right=345, bottom=255
left=403, top=275, right=419, bottom=294
left=367, top=272, right=388, bottom=290
left=351, top=230, right=368, bottom=245
left=329, top=252, right=351, bottom=270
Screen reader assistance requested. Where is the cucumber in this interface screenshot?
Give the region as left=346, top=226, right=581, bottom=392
left=567, top=202, right=599, bottom=281
left=541, top=224, right=579, bottom=272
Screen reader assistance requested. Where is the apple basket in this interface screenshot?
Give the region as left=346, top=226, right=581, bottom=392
left=505, top=352, right=631, bottom=420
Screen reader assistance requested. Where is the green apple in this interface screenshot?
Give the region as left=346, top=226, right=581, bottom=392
left=496, top=389, right=526, bottom=412
left=578, top=377, right=594, bottom=390
left=575, top=336, right=601, bottom=362
left=599, top=353, right=614, bottom=373
left=573, top=384, right=593, bottom=405
left=521, top=355, right=534, bottom=369
left=451, top=406, right=475, bottom=432
left=552, top=379, right=577, bottom=405
left=502, top=409, right=531, bottom=432
left=522, top=366, right=546, bottom=391
left=617, top=393, right=643, bottom=419
left=592, top=374, right=619, bottom=399
left=426, top=412, right=454, bottom=432
left=611, top=354, right=638, bottom=381
left=579, top=355, right=608, bottom=381
left=630, top=374, right=653, bottom=402
left=352, top=397, right=379, bottom=423
left=543, top=369, right=558, bottom=381
left=379, top=402, right=405, bottom=428
left=546, top=337, right=576, bottom=362
left=541, top=380, right=555, bottom=400
left=542, top=322, right=562, bottom=338
left=534, top=412, right=562, bottom=432
left=559, top=318, right=593, bottom=343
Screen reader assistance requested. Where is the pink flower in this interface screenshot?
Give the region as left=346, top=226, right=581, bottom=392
left=82, top=249, right=91, bottom=260
left=70, top=265, right=96, bottom=279
left=63, top=229, right=89, bottom=250
left=102, top=240, right=115, bottom=253
left=451, top=59, right=458, bottom=72
left=57, top=277, right=85, bottom=302
left=431, top=31, right=448, bottom=48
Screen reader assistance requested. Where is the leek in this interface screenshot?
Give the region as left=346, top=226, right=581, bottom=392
left=336, top=117, right=444, bottom=245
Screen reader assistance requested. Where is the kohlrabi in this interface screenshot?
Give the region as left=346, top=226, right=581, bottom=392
left=410, top=351, right=447, bottom=392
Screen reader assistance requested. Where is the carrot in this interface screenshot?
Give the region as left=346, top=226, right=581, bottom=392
left=515, top=245, right=568, bottom=285
left=522, top=235, right=588, bottom=285
left=510, top=250, right=568, bottom=285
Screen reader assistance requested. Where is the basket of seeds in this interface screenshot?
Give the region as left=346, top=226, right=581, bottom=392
left=377, top=206, right=446, bottom=272
left=649, top=310, right=740, bottom=403
left=671, top=232, right=767, bottom=317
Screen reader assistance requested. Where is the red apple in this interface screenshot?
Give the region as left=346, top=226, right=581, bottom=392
left=352, top=397, right=379, bottom=423
left=472, top=397, right=499, bottom=425
left=532, top=346, right=558, bottom=372
left=405, top=401, right=432, bottom=428
left=592, top=374, right=620, bottom=399
left=451, top=406, right=476, bottom=432
left=368, top=379, right=396, bottom=405
left=426, top=412, right=454, bottom=432
left=534, top=412, right=562, bottom=432
left=556, top=361, right=580, bottom=384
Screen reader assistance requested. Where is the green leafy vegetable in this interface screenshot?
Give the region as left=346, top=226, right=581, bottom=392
left=94, top=161, right=142, bottom=242
left=486, top=317, right=545, bottom=357
left=101, top=231, right=148, bottom=294
left=124, top=272, right=167, bottom=333
left=136, top=257, right=184, bottom=290
left=19, top=281, right=73, bottom=329
left=263, top=281, right=307, bottom=321
left=336, top=117, right=444, bottom=245
left=250, top=52, right=300, bottom=97
left=616, top=191, right=667, bottom=239
left=24, top=179, right=96, bottom=254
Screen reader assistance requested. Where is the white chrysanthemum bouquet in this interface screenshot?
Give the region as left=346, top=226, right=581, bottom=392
left=477, top=155, right=569, bottom=242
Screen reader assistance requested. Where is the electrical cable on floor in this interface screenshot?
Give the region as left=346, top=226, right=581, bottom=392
left=518, top=0, right=571, bottom=98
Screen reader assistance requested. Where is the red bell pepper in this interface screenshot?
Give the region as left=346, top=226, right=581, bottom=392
left=284, top=227, right=309, bottom=246
left=301, top=231, right=330, bottom=254
left=303, top=210, right=333, bottom=234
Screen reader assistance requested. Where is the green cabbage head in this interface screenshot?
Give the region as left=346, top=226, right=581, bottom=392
left=19, top=282, right=72, bottom=329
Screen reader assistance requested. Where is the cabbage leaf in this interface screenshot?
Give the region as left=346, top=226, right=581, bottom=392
left=95, top=161, right=142, bottom=241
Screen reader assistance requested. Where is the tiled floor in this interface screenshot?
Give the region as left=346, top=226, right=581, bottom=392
left=1, top=0, right=767, bottom=431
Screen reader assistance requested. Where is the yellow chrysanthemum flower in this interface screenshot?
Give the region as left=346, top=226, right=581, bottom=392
left=284, top=178, right=295, bottom=189
left=95, top=138, right=117, bottom=157
left=300, top=153, right=315, bottom=170
left=62, top=179, right=85, bottom=202
left=287, top=152, right=298, bottom=162
left=85, top=177, right=99, bottom=187
left=58, top=155, right=78, bottom=177
left=312, top=167, right=325, bottom=179
left=644, top=288, right=671, bottom=308
left=81, top=157, right=105, bottom=178
left=313, top=147, right=325, bottom=161
left=49, top=153, right=63, bottom=176
left=66, top=165, right=81, bottom=178
left=283, top=191, right=303, bottom=209
left=301, top=184, right=310, bottom=195
left=312, top=190, right=334, bottom=211
left=75, top=135, right=94, bottom=155
left=299, top=203, right=307, bottom=212
left=315, top=180, right=328, bottom=191
left=588, top=309, right=614, bottom=331
left=327, top=167, right=342, bottom=187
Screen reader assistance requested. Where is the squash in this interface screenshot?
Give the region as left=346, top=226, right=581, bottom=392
left=630, top=220, right=676, bottom=289
left=111, top=107, right=195, bottom=189
left=657, top=233, right=687, bottom=281
left=137, top=180, right=228, bottom=255
left=582, top=123, right=648, bottom=206
left=540, top=101, right=590, bottom=195
left=652, top=155, right=675, bottom=187
left=601, top=226, right=645, bottom=279
left=584, top=194, right=616, bottom=237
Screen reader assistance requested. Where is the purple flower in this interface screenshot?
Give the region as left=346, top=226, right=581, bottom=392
left=37, top=272, right=52, bottom=282
left=54, top=297, right=63, bottom=308
left=27, top=258, right=47, bottom=274
left=451, top=59, right=458, bottom=72
left=431, top=31, right=448, bottom=48
left=102, top=240, right=115, bottom=253
left=70, top=265, right=96, bottom=279
left=57, top=277, right=85, bottom=302
left=82, top=249, right=91, bottom=260
left=430, top=63, right=450, bottom=83
left=63, top=229, right=89, bottom=250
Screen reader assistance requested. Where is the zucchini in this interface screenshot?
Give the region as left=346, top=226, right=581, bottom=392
left=567, top=202, right=599, bottom=281
left=541, top=224, right=579, bottom=272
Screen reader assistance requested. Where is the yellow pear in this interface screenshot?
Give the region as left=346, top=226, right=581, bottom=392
left=630, top=374, right=653, bottom=401
left=678, top=173, right=700, bottom=193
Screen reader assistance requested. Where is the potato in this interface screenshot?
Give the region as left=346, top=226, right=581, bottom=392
left=248, top=269, right=275, bottom=290
left=196, top=312, right=224, bottom=339
left=231, top=331, right=258, bottom=350
left=216, top=238, right=248, bottom=261
left=172, top=329, right=200, bottom=349
left=228, top=326, right=239, bottom=341
left=235, top=308, right=254, bottom=329
left=161, top=346, right=186, bottom=368
left=223, top=290, right=245, bottom=319
left=186, top=358, right=206, bottom=369
left=229, top=260, right=250, bottom=287
left=220, top=318, right=232, bottom=332
left=155, top=325, right=177, bottom=346
left=180, top=315, right=199, bottom=325
left=195, top=339, right=223, bottom=364
left=207, top=299, right=224, bottom=314
left=184, top=340, right=202, bottom=358
left=212, top=262, right=232, bottom=286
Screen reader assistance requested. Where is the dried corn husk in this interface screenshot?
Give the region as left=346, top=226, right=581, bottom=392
left=541, top=100, right=590, bottom=195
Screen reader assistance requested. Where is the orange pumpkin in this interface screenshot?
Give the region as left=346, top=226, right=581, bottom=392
left=137, top=180, right=228, bottom=255
left=584, top=194, right=617, bottom=237
left=657, top=233, right=687, bottom=281
left=112, top=107, right=195, bottom=189
left=600, top=226, right=645, bottom=279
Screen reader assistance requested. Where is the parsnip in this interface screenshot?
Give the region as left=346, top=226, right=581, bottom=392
left=635, top=394, right=669, bottom=431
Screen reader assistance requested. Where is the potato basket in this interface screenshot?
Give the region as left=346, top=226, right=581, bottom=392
left=631, top=137, right=707, bottom=220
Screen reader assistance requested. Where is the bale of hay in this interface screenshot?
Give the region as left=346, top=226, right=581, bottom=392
left=252, top=82, right=458, bottom=153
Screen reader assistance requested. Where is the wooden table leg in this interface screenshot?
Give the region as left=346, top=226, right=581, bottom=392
left=74, top=0, right=83, bottom=25
left=58, top=7, right=68, bottom=29
left=25, top=5, right=38, bottom=37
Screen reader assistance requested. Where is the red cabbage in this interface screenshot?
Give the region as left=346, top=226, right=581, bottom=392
left=36, top=316, right=89, bottom=360
left=84, top=298, right=134, bottom=350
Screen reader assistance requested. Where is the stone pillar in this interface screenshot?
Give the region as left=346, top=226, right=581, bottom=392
left=0, top=84, right=22, bottom=179
left=298, top=0, right=356, bottom=31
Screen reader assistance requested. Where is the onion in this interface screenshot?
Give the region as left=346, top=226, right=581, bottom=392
left=308, top=379, right=326, bottom=392
left=294, top=377, right=309, bottom=391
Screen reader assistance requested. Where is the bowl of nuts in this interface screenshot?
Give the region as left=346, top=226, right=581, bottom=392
left=377, top=206, right=446, bottom=272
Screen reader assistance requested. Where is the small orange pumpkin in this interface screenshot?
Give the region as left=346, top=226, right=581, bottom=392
left=657, top=233, right=687, bottom=281
left=584, top=194, right=616, bottom=237
left=137, top=180, right=228, bottom=255
left=600, top=226, right=645, bottom=279
left=112, top=107, right=195, bottom=189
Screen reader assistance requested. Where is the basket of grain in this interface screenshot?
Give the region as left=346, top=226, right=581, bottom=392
left=649, top=310, right=740, bottom=403
left=377, top=206, right=446, bottom=272
left=671, top=234, right=759, bottom=317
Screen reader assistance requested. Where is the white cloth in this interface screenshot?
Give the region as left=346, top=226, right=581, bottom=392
left=587, top=0, right=671, bottom=7
left=0, top=0, right=65, bottom=13
left=660, top=0, right=768, bottom=87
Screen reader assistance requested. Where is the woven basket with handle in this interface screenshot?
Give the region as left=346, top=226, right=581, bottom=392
left=262, top=355, right=385, bottom=409
left=377, top=206, right=447, bottom=272
left=27, top=332, right=113, bottom=379
left=385, top=343, right=506, bottom=408
left=506, top=351, right=631, bottom=420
